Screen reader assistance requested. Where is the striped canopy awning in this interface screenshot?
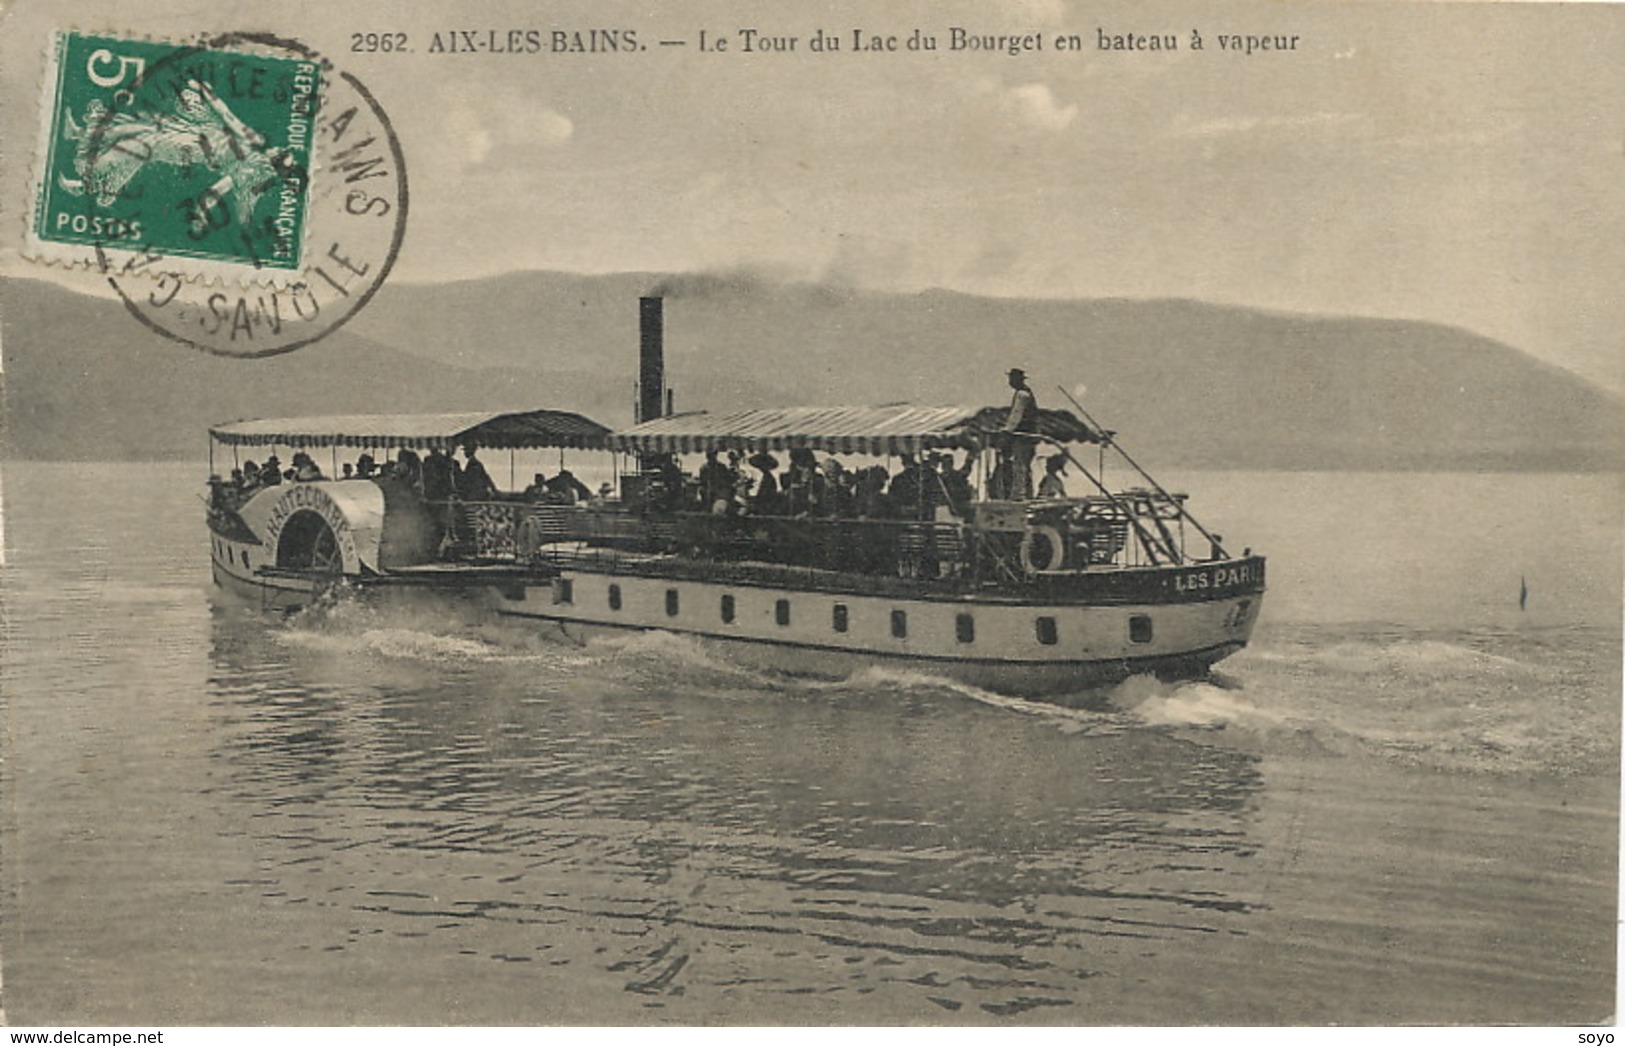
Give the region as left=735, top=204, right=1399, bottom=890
left=606, top=404, right=1103, bottom=457
left=209, top=409, right=611, bottom=451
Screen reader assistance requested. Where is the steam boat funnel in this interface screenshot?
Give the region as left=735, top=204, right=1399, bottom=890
left=638, top=296, right=664, bottom=424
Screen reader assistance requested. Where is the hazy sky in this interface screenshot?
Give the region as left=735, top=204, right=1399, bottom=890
left=3, top=0, right=1620, bottom=390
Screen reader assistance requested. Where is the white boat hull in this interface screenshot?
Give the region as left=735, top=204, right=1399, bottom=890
left=485, top=568, right=1259, bottom=695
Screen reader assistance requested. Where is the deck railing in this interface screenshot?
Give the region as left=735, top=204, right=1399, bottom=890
left=426, top=490, right=1196, bottom=586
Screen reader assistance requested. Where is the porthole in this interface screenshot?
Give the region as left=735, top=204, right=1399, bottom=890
left=720, top=594, right=736, bottom=624
left=775, top=599, right=791, bottom=626
left=891, top=609, right=908, bottom=639
left=666, top=588, right=680, bottom=617
left=955, top=613, right=975, bottom=644
left=554, top=578, right=573, bottom=605
left=832, top=603, right=848, bottom=633
left=1035, top=616, right=1058, bottom=646
left=1130, top=614, right=1154, bottom=644
left=608, top=583, right=622, bottom=611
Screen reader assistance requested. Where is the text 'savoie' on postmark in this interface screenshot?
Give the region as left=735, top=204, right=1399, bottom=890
left=26, top=31, right=407, bottom=357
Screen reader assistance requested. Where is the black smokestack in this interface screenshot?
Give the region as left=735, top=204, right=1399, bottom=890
left=638, top=296, right=664, bottom=424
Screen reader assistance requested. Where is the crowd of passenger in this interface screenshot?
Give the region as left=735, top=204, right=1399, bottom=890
left=639, top=446, right=989, bottom=521
left=642, top=440, right=1078, bottom=519
left=207, top=451, right=327, bottom=510
left=210, top=437, right=1077, bottom=520
left=208, top=440, right=617, bottom=511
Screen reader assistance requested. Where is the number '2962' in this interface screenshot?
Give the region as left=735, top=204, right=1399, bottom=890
left=352, top=33, right=408, bottom=52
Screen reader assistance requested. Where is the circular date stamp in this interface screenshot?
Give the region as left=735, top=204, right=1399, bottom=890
left=27, top=30, right=407, bottom=357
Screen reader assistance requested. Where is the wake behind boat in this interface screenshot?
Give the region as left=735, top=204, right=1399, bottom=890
left=205, top=297, right=1265, bottom=696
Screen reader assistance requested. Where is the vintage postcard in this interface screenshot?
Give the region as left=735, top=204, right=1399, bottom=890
left=0, top=0, right=1619, bottom=1033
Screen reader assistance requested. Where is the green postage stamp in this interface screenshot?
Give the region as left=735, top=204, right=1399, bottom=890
left=29, top=32, right=321, bottom=277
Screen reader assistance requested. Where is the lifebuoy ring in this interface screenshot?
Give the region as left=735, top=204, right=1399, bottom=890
left=1019, top=524, right=1067, bottom=573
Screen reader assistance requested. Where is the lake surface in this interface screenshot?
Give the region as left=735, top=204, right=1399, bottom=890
left=1, top=463, right=1617, bottom=1025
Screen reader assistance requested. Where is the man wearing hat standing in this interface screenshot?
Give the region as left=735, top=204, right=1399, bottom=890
left=998, top=367, right=1038, bottom=499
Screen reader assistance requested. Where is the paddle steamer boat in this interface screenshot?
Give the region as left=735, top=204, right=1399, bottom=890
left=206, top=298, right=1265, bottom=695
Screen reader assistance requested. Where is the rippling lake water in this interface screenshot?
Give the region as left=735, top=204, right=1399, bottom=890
left=1, top=463, right=1617, bottom=1024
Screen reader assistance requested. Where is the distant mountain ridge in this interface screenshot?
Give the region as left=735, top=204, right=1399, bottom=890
left=2, top=271, right=1620, bottom=470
